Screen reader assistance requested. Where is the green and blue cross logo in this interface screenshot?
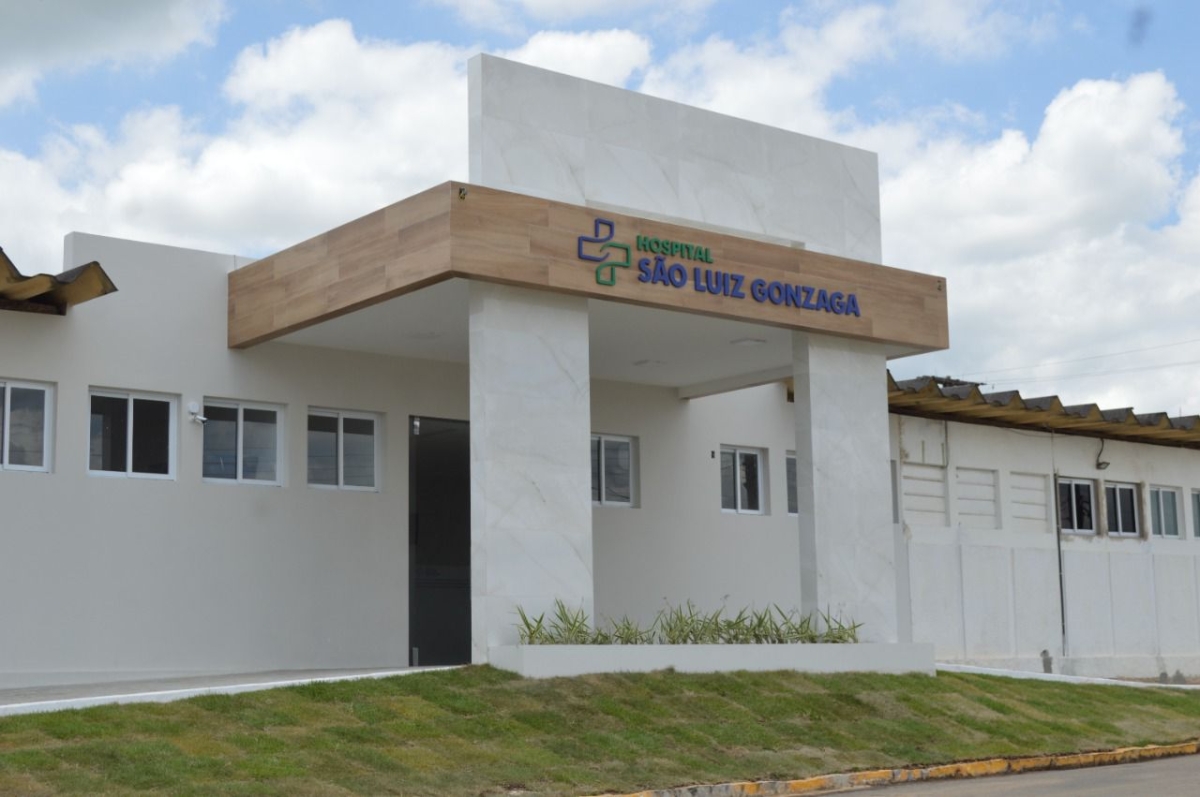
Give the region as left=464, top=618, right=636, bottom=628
left=577, top=218, right=631, bottom=286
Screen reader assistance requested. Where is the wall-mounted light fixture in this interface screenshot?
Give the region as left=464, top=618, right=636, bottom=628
left=188, top=401, right=207, bottom=425
left=1096, top=438, right=1110, bottom=471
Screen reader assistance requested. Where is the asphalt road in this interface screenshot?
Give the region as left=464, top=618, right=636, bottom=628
left=865, top=755, right=1200, bottom=795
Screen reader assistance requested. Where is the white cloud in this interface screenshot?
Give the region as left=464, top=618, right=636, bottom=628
left=893, top=0, right=1057, bottom=59
left=0, top=19, right=472, bottom=268
left=882, top=72, right=1199, bottom=415
left=885, top=72, right=1184, bottom=266
left=639, top=4, right=889, bottom=140
left=1, top=4, right=1198, bottom=416
left=500, top=29, right=652, bottom=85
left=432, top=0, right=714, bottom=31
left=0, top=0, right=226, bottom=107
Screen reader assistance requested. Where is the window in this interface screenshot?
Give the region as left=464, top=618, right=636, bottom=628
left=0, top=380, right=52, bottom=472
left=89, top=390, right=175, bottom=478
left=308, top=410, right=379, bottom=490
left=1193, top=491, right=1200, bottom=538
left=721, top=446, right=764, bottom=514
left=1104, top=482, right=1139, bottom=536
left=591, top=434, right=634, bottom=506
left=1057, top=477, right=1095, bottom=533
left=202, top=401, right=281, bottom=484
left=786, top=453, right=798, bottom=515
left=1150, top=486, right=1181, bottom=537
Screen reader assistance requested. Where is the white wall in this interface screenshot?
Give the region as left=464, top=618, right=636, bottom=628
left=591, top=381, right=803, bottom=626
left=0, top=233, right=468, bottom=687
left=469, top=53, right=882, bottom=263
left=895, top=414, right=1200, bottom=677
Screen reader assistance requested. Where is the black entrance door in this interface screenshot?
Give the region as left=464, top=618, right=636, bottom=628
left=408, top=416, right=471, bottom=666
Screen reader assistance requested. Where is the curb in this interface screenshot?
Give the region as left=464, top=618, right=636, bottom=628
left=584, top=739, right=1200, bottom=797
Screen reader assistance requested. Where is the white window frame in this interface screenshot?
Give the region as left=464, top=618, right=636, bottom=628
left=1103, top=481, right=1139, bottom=537
left=202, top=399, right=284, bottom=486
left=591, top=433, right=635, bottom=508
left=721, top=445, right=765, bottom=515
left=307, top=408, right=381, bottom=492
left=1057, top=476, right=1095, bottom=534
left=786, top=452, right=798, bottom=516
left=0, top=379, right=53, bottom=473
left=87, top=389, right=177, bottom=480
left=1150, top=485, right=1182, bottom=538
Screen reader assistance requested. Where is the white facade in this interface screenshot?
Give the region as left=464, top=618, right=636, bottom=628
left=895, top=414, right=1200, bottom=678
left=2, top=55, right=1192, bottom=688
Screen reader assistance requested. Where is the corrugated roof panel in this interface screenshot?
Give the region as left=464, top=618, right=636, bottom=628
left=1, top=247, right=117, bottom=315
left=889, top=374, right=1200, bottom=451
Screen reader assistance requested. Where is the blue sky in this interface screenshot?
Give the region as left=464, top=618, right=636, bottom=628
left=2, top=0, right=1199, bottom=414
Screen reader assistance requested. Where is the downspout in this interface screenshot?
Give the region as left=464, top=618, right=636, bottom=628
left=1050, top=428, right=1068, bottom=663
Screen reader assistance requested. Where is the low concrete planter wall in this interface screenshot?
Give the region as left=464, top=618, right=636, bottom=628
left=489, top=643, right=935, bottom=678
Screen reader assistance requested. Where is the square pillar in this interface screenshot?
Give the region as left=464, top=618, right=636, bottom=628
left=469, top=282, right=594, bottom=662
left=793, top=332, right=899, bottom=642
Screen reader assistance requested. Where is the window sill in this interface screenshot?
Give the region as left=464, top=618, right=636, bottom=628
left=308, top=483, right=380, bottom=493
left=87, top=469, right=175, bottom=481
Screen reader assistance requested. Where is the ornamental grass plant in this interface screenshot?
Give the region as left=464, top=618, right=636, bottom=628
left=516, top=599, right=861, bottom=645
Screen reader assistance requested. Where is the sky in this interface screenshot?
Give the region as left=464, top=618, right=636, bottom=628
left=2, top=0, right=1199, bottom=416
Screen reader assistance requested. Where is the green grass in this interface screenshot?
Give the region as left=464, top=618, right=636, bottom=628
left=2, top=666, right=1200, bottom=795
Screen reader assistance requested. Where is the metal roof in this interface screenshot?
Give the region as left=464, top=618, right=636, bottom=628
left=888, top=374, right=1200, bottom=451
left=0, top=247, right=116, bottom=314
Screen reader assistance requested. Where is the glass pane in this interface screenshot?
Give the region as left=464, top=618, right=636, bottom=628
left=242, top=408, right=278, bottom=481
left=603, top=439, right=631, bottom=504
left=202, top=405, right=238, bottom=479
left=1074, top=483, right=1092, bottom=531
left=1151, top=490, right=1163, bottom=536
left=740, top=451, right=760, bottom=512
left=1163, top=490, right=1179, bottom=536
left=0, top=386, right=5, bottom=459
left=132, top=399, right=170, bottom=475
left=90, top=394, right=128, bottom=472
left=8, top=387, right=46, bottom=468
left=590, top=437, right=600, bottom=502
left=307, top=414, right=338, bottom=485
left=720, top=450, right=736, bottom=510
left=1119, top=487, right=1136, bottom=534
left=786, top=456, right=798, bottom=515
left=1057, top=482, right=1074, bottom=530
left=1194, top=493, right=1200, bottom=538
left=343, top=417, right=375, bottom=488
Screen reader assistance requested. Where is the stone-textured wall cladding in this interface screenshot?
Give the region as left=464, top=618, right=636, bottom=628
left=469, top=54, right=882, bottom=264
left=468, top=283, right=594, bottom=660
left=895, top=414, right=1200, bottom=677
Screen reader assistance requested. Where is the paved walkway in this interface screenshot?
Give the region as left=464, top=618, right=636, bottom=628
left=0, top=667, right=453, bottom=717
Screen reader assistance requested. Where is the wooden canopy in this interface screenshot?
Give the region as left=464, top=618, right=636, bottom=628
left=228, top=182, right=949, bottom=353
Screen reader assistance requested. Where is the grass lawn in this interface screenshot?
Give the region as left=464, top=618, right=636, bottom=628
left=2, top=666, right=1200, bottom=796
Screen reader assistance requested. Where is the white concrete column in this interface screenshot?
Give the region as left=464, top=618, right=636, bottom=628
left=469, top=282, right=594, bottom=662
left=793, top=332, right=899, bottom=642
